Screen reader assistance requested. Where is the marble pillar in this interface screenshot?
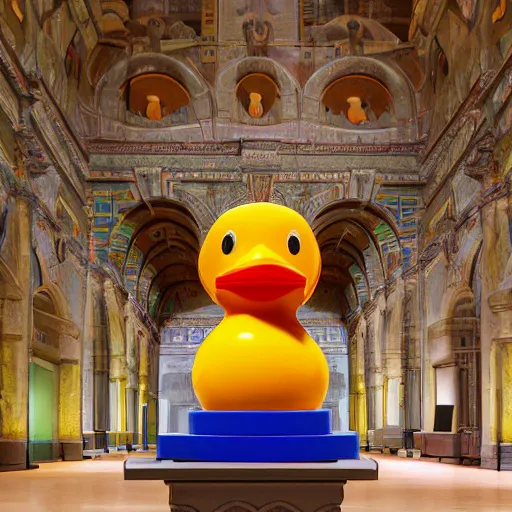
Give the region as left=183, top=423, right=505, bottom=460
left=59, top=361, right=82, bottom=460
left=349, top=316, right=367, bottom=446
left=138, top=334, right=149, bottom=439
left=82, top=273, right=95, bottom=444
left=479, top=192, right=511, bottom=468
left=0, top=199, right=32, bottom=471
left=105, top=281, right=127, bottom=442
left=364, top=301, right=384, bottom=432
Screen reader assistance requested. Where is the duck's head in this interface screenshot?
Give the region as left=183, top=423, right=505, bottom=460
left=198, top=203, right=321, bottom=313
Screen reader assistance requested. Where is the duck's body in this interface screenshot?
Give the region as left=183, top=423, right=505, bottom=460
left=192, top=202, right=329, bottom=411
left=192, top=314, right=329, bottom=410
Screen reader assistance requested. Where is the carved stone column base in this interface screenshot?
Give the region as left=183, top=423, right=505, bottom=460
left=0, top=439, right=27, bottom=472
left=168, top=482, right=343, bottom=511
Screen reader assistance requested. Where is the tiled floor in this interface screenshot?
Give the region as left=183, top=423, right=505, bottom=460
left=0, top=455, right=511, bottom=511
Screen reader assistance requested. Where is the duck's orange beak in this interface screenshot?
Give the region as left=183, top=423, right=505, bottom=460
left=215, top=245, right=306, bottom=301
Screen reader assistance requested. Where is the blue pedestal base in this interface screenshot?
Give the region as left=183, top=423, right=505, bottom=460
left=157, top=410, right=360, bottom=463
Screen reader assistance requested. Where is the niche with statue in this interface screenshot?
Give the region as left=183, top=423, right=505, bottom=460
left=215, top=58, right=300, bottom=127
left=235, top=72, right=281, bottom=125
left=121, top=73, right=195, bottom=127
left=321, top=74, right=397, bottom=129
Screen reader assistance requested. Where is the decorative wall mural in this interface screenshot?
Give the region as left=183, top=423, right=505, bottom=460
left=374, top=221, right=401, bottom=276
left=349, top=263, right=369, bottom=306
left=162, top=325, right=347, bottom=352
left=89, top=185, right=138, bottom=264
left=375, top=187, right=421, bottom=269
left=139, top=264, right=157, bottom=309
left=125, top=246, right=144, bottom=295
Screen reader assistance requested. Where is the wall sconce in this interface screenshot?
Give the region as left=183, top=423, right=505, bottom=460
left=248, top=92, right=264, bottom=118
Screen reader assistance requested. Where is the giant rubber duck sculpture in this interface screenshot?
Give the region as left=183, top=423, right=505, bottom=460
left=157, top=203, right=359, bottom=462
left=193, top=202, right=329, bottom=411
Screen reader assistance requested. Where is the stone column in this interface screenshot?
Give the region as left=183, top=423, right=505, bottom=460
left=94, top=281, right=109, bottom=433
left=105, top=280, right=127, bottom=444
left=81, top=270, right=95, bottom=435
left=124, top=306, right=138, bottom=443
left=403, top=278, right=421, bottom=430
left=488, top=290, right=512, bottom=467
left=59, top=357, right=82, bottom=460
left=364, top=297, right=384, bottom=433
left=348, top=314, right=367, bottom=446
left=0, top=199, right=32, bottom=471
left=383, top=280, right=404, bottom=428
left=465, top=134, right=511, bottom=468
left=138, top=334, right=149, bottom=439
left=480, top=189, right=508, bottom=467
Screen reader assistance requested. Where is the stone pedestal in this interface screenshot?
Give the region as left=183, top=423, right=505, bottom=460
left=125, top=458, right=378, bottom=511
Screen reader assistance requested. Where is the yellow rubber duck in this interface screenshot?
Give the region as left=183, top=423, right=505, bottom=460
left=192, top=202, right=329, bottom=411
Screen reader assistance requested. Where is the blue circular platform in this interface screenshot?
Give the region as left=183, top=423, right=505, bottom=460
left=157, top=431, right=359, bottom=462
left=189, top=410, right=332, bottom=436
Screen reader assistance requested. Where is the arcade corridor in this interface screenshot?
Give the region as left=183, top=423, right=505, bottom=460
left=0, top=455, right=510, bottom=512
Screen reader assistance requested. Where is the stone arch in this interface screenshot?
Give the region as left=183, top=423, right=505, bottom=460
left=303, top=56, right=417, bottom=129
left=215, top=57, right=300, bottom=127
left=107, top=199, right=202, bottom=321
left=313, top=199, right=403, bottom=275
left=312, top=199, right=402, bottom=315
left=34, top=283, right=75, bottom=324
left=95, top=53, right=214, bottom=139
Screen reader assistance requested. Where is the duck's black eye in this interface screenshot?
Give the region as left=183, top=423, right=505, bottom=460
left=222, top=231, right=235, bottom=255
left=287, top=232, right=300, bottom=255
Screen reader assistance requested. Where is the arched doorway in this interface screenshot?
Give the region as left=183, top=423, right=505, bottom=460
left=312, top=200, right=403, bottom=447
left=30, top=286, right=81, bottom=462
left=107, top=199, right=203, bottom=438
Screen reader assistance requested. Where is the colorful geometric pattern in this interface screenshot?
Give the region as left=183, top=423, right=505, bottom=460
left=374, top=187, right=421, bottom=270
left=374, top=221, right=401, bottom=277
left=349, top=263, right=369, bottom=306
left=89, top=185, right=138, bottom=266
left=164, top=325, right=348, bottom=351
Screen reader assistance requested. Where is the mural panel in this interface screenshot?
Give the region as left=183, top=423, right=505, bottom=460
left=349, top=263, right=369, bottom=306
left=89, top=184, right=139, bottom=264
left=375, top=187, right=421, bottom=270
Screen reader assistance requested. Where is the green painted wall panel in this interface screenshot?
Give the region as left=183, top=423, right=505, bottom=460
left=29, top=362, right=56, bottom=442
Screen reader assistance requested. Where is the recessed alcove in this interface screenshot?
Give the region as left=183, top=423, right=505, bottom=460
left=235, top=73, right=280, bottom=119
left=122, top=73, right=191, bottom=124
left=321, top=74, right=396, bottom=127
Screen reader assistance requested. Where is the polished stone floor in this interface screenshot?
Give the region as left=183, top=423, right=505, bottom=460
left=0, top=454, right=511, bottom=511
